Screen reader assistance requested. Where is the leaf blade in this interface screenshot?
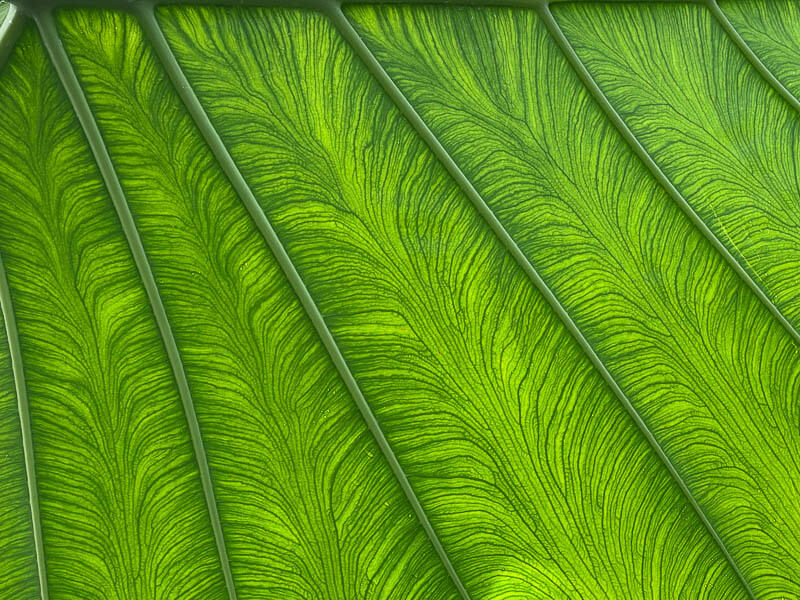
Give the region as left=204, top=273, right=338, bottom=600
left=0, top=2, right=798, bottom=596
left=346, top=3, right=800, bottom=597
left=57, top=8, right=462, bottom=599
left=159, top=5, right=753, bottom=597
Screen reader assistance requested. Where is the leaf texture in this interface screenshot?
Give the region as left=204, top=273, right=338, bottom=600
left=0, top=1, right=798, bottom=598
left=157, top=5, right=753, bottom=598
left=0, top=24, right=227, bottom=600
left=56, top=8, right=458, bottom=600
left=346, top=5, right=800, bottom=598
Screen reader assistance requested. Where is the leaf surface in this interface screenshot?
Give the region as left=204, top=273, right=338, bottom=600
left=347, top=5, right=800, bottom=597
left=57, top=9, right=458, bottom=599
left=0, top=1, right=798, bottom=598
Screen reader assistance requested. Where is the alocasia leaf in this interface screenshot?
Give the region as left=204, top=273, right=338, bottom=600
left=0, top=1, right=798, bottom=599
left=553, top=2, right=800, bottom=333
left=716, top=0, right=800, bottom=109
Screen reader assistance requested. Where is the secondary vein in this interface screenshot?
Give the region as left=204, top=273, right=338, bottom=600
left=34, top=11, right=239, bottom=600
left=135, top=6, right=473, bottom=600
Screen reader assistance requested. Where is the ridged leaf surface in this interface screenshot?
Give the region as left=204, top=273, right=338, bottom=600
left=347, top=5, right=800, bottom=597
left=0, top=25, right=226, bottom=599
left=0, top=1, right=798, bottom=599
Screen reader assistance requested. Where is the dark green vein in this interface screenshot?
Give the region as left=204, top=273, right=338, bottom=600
left=706, top=0, right=800, bottom=113
left=0, top=253, right=48, bottom=600
left=33, top=11, right=238, bottom=600
left=543, top=4, right=800, bottom=351
left=337, top=5, right=758, bottom=599
left=136, top=6, right=471, bottom=600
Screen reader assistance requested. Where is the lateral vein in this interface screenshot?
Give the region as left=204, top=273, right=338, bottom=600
left=135, top=6, right=473, bottom=600
left=34, top=11, right=238, bottom=600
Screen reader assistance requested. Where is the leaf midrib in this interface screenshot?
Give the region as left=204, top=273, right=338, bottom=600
left=10, top=1, right=799, bottom=598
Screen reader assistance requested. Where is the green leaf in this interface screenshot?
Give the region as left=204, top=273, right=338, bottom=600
left=0, top=1, right=798, bottom=599
left=552, top=1, right=800, bottom=333
left=718, top=0, right=800, bottom=102
left=0, top=24, right=228, bottom=599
